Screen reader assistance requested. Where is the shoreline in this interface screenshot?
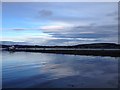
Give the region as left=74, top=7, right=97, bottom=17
left=4, top=49, right=120, bottom=57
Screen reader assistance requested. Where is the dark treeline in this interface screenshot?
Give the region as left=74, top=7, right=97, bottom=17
left=1, top=43, right=120, bottom=49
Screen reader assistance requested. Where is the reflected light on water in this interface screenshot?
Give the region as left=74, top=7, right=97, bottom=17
left=2, top=51, right=118, bottom=88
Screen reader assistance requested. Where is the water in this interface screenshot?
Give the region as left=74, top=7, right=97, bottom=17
left=2, top=51, right=118, bottom=88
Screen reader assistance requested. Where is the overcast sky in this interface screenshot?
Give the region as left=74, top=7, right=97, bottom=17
left=2, top=2, right=118, bottom=45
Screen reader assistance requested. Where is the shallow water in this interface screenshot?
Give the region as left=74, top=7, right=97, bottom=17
left=2, top=51, right=118, bottom=88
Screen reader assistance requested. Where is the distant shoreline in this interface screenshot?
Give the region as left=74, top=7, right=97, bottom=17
left=2, top=49, right=120, bottom=57
left=1, top=43, right=120, bottom=57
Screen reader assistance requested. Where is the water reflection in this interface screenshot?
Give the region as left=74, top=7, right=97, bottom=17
left=2, top=51, right=118, bottom=88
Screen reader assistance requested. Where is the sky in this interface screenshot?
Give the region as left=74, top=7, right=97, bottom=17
left=2, top=2, right=118, bottom=46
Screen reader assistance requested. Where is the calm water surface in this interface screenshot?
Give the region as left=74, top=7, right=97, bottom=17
left=2, top=51, right=118, bottom=88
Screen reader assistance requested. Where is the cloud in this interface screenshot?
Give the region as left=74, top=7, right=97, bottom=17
left=39, top=21, right=73, bottom=32
left=40, top=25, right=64, bottom=30
left=106, top=11, right=118, bottom=17
left=12, top=28, right=28, bottom=31
left=2, top=23, right=117, bottom=45
left=3, top=28, right=29, bottom=31
left=1, top=34, right=97, bottom=46
left=29, top=38, right=96, bottom=46
left=38, top=9, right=53, bottom=17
